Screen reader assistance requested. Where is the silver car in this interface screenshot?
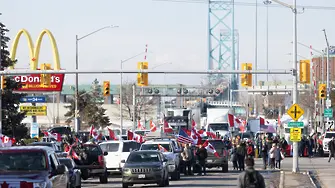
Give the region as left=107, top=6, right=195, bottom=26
left=59, top=158, right=81, bottom=188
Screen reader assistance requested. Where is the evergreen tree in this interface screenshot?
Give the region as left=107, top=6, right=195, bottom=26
left=0, top=22, right=27, bottom=138
left=64, top=79, right=111, bottom=127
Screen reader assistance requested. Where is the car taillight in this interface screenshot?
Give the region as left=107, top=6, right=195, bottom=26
left=98, top=155, right=104, bottom=166
left=20, top=181, right=33, bottom=188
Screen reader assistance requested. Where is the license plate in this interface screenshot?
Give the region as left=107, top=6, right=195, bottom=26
left=138, top=174, right=145, bottom=179
left=207, top=160, right=213, bottom=163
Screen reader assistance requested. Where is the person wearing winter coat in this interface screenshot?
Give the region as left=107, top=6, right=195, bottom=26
left=237, top=142, right=246, bottom=171
left=196, top=144, right=208, bottom=175
left=231, top=144, right=238, bottom=170
left=328, top=136, right=335, bottom=162
left=275, top=145, right=284, bottom=169
left=237, top=157, right=265, bottom=188
left=269, top=143, right=277, bottom=169
left=260, top=139, right=268, bottom=169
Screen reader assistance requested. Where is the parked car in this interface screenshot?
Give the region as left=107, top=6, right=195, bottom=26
left=0, top=146, right=69, bottom=187
left=59, top=158, right=81, bottom=188
left=121, top=150, right=169, bottom=188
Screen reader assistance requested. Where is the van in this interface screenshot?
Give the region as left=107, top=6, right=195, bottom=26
left=99, top=140, right=140, bottom=173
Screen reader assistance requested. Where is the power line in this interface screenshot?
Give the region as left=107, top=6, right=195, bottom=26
left=152, top=0, right=335, bottom=11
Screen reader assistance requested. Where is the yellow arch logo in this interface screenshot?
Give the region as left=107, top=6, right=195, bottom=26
left=10, top=29, right=60, bottom=70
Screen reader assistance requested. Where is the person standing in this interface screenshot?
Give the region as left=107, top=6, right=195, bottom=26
left=269, top=143, right=277, bottom=169
left=181, top=144, right=192, bottom=175
left=196, top=144, right=208, bottom=176
left=260, top=140, right=268, bottom=169
left=231, top=144, right=238, bottom=170
left=237, top=157, right=266, bottom=188
left=237, top=142, right=246, bottom=171
left=328, top=136, right=335, bottom=162
left=275, top=145, right=284, bottom=169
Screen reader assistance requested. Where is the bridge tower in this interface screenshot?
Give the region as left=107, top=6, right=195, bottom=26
left=207, top=0, right=238, bottom=101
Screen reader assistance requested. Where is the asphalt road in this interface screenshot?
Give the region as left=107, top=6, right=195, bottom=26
left=81, top=160, right=280, bottom=188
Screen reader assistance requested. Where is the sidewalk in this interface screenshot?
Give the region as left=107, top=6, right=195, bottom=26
left=282, top=172, right=315, bottom=188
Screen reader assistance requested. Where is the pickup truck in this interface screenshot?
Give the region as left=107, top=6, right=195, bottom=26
left=70, top=143, right=109, bottom=183
left=0, top=146, right=69, bottom=188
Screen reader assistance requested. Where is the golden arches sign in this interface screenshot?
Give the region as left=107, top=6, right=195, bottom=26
left=10, top=29, right=60, bottom=70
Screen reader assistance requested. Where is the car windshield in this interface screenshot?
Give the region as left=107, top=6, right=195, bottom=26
left=208, top=123, right=229, bottom=131
left=141, top=144, right=171, bottom=152
left=0, top=151, right=47, bottom=171
left=325, top=133, right=335, bottom=138
left=59, top=159, right=74, bottom=169
left=127, top=153, right=160, bottom=163
left=84, top=145, right=102, bottom=155
left=100, top=143, right=119, bottom=152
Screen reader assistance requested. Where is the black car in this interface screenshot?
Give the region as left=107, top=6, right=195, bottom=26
left=121, top=150, right=169, bottom=188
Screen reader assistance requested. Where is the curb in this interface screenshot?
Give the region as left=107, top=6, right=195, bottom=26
left=306, top=171, right=320, bottom=188
left=279, top=171, right=284, bottom=188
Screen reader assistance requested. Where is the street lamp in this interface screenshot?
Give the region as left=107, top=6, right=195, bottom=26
left=269, top=0, right=303, bottom=173
left=74, top=25, right=118, bottom=133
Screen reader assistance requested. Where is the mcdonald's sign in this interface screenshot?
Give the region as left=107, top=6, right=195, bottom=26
left=9, top=29, right=65, bottom=92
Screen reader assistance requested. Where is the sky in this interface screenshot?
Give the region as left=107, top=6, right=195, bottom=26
left=1, top=0, right=334, bottom=87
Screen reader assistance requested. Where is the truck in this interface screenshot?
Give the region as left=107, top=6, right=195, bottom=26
left=164, top=108, right=193, bottom=133
left=204, top=102, right=234, bottom=138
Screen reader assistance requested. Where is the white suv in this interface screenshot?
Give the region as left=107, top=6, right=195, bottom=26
left=323, top=132, right=335, bottom=156
left=140, top=139, right=181, bottom=180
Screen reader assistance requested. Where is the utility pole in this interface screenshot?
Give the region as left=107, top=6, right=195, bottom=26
left=322, top=29, right=331, bottom=125
left=254, top=0, right=258, bottom=116
left=291, top=0, right=299, bottom=173
left=132, top=84, right=136, bottom=131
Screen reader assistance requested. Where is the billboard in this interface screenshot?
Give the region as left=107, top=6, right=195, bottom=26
left=20, top=105, right=47, bottom=116
left=9, top=29, right=64, bottom=92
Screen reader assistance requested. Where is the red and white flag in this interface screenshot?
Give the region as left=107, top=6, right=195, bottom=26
left=158, top=144, right=167, bottom=152
left=163, top=120, right=173, bottom=133
left=197, top=129, right=217, bottom=139
left=228, top=114, right=241, bottom=128
left=89, top=125, right=102, bottom=140
left=150, top=120, right=157, bottom=132
left=43, top=131, right=61, bottom=142
left=192, top=119, right=197, bottom=128
left=137, top=121, right=145, bottom=130
left=127, top=130, right=144, bottom=143
left=202, top=140, right=220, bottom=158
left=107, top=128, right=118, bottom=140
left=191, top=128, right=201, bottom=145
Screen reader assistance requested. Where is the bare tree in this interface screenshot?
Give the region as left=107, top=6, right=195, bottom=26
left=299, top=90, right=315, bottom=114
left=115, top=81, right=157, bottom=121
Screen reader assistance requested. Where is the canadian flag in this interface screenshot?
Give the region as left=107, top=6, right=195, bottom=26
left=43, top=131, right=62, bottom=142
left=197, top=129, right=217, bottom=139
left=191, top=128, right=201, bottom=145
left=150, top=120, right=157, bottom=132
left=163, top=120, right=173, bottom=133
left=158, top=144, right=167, bottom=152
left=89, top=125, right=102, bottom=140
left=228, top=114, right=242, bottom=128
left=107, top=128, right=118, bottom=140
left=192, top=119, right=197, bottom=128
left=260, top=117, right=270, bottom=125
left=0, top=135, right=13, bottom=147
left=127, top=130, right=144, bottom=143
left=202, top=140, right=220, bottom=158
left=137, top=121, right=145, bottom=130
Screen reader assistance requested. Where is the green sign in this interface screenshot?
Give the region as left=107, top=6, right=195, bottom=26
left=288, top=121, right=304, bottom=128
left=324, top=109, right=333, bottom=118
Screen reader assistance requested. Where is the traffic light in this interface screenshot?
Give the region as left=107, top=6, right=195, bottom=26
left=299, top=60, right=311, bottom=84
left=40, top=63, right=51, bottom=86
left=319, top=84, right=326, bottom=99
left=1, top=76, right=6, bottom=89
left=241, top=63, right=252, bottom=87
left=103, top=81, right=110, bottom=96
left=137, top=62, right=148, bottom=86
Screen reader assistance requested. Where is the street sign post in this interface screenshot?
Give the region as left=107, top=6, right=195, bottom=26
left=288, top=121, right=304, bottom=128
left=290, top=128, right=301, bottom=142
left=20, top=96, right=46, bottom=103
left=19, top=106, right=47, bottom=116
left=287, top=103, right=304, bottom=121
left=324, top=108, right=333, bottom=118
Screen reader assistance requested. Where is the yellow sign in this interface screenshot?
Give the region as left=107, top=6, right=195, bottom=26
left=20, top=106, right=47, bottom=116
left=290, top=128, right=301, bottom=142
left=137, top=62, right=148, bottom=70
left=287, top=103, right=304, bottom=121
left=10, top=29, right=60, bottom=70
